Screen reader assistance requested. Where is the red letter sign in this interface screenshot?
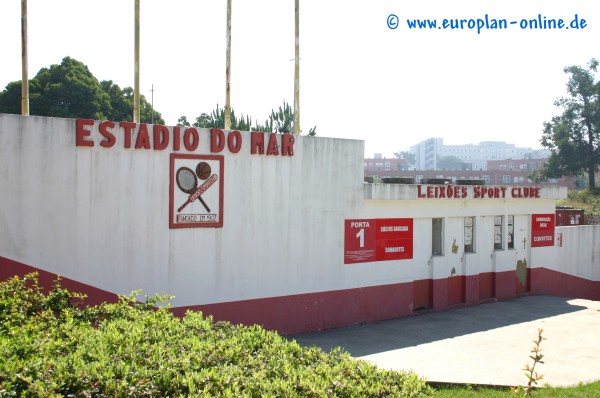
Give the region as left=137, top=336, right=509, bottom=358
left=344, top=218, right=414, bottom=264
left=375, top=218, right=414, bottom=261
left=344, top=219, right=376, bottom=264
left=531, top=214, right=555, bottom=247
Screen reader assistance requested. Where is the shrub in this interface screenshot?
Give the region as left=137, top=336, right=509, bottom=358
left=0, top=273, right=432, bottom=397
left=559, top=189, right=600, bottom=215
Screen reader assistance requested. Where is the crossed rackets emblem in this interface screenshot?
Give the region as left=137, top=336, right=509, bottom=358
left=176, top=162, right=218, bottom=213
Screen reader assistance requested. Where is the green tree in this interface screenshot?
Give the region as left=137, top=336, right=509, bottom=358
left=95, top=81, right=164, bottom=124
left=437, top=155, right=464, bottom=170
left=0, top=57, right=164, bottom=124
left=177, top=115, right=191, bottom=126
left=260, top=100, right=316, bottom=135
left=191, top=104, right=252, bottom=130
left=270, top=101, right=293, bottom=133
left=181, top=100, right=317, bottom=135
left=0, top=81, right=22, bottom=114
left=252, top=117, right=274, bottom=133
left=29, top=56, right=110, bottom=119
left=541, top=59, right=600, bottom=189
left=394, top=150, right=416, bottom=165
left=100, top=80, right=132, bottom=122
left=193, top=113, right=211, bottom=127
left=139, top=91, right=164, bottom=124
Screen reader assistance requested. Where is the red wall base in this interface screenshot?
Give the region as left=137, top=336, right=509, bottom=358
left=531, top=267, right=600, bottom=301
left=495, top=270, right=517, bottom=299
left=448, top=275, right=466, bottom=305
left=0, top=256, right=119, bottom=307
left=479, top=272, right=495, bottom=299
left=172, top=283, right=415, bottom=335
left=413, top=279, right=432, bottom=310
left=2, top=255, right=599, bottom=335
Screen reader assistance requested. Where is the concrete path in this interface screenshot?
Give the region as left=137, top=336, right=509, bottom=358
left=291, top=296, right=600, bottom=387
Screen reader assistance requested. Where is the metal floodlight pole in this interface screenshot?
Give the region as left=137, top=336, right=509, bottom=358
left=151, top=84, right=154, bottom=124
left=21, top=0, right=29, bottom=116
left=224, top=0, right=232, bottom=130
left=134, top=0, right=141, bottom=123
left=294, top=0, right=300, bottom=135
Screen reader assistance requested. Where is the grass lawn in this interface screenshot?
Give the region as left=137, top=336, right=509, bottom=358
left=431, top=381, right=600, bottom=397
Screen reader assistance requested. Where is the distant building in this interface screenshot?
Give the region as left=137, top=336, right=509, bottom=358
left=364, top=156, right=409, bottom=172
left=487, top=158, right=546, bottom=172
left=363, top=167, right=576, bottom=189
left=411, top=138, right=442, bottom=170
left=365, top=154, right=575, bottom=188
left=409, top=138, right=551, bottom=171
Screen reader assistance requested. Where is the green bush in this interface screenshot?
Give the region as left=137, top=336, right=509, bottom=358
left=558, top=188, right=600, bottom=215
left=0, top=273, right=432, bottom=397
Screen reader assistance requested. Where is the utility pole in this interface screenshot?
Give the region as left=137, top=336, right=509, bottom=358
left=134, top=0, right=141, bottom=123
left=21, top=0, right=29, bottom=116
left=293, top=0, right=300, bottom=135
left=151, top=84, right=154, bottom=124
left=224, top=0, right=232, bottom=130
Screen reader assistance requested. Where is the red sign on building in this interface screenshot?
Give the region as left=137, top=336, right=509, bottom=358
left=344, top=218, right=413, bottom=264
left=344, top=219, right=376, bottom=264
left=531, top=214, right=555, bottom=247
left=375, top=218, right=414, bottom=261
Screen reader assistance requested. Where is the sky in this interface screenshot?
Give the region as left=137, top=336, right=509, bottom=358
left=1, top=0, right=599, bottom=158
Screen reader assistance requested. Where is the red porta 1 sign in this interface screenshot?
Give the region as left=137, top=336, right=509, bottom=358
left=344, top=218, right=413, bottom=264
left=531, top=214, right=555, bottom=247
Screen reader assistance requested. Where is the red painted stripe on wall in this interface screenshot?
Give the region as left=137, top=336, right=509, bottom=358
left=465, top=275, right=479, bottom=305
left=479, top=272, right=495, bottom=299
left=0, top=256, right=119, bottom=307
left=413, top=278, right=432, bottom=310
left=531, top=267, right=600, bottom=301
left=495, top=270, right=517, bottom=300
left=3, top=255, right=599, bottom=335
left=172, top=282, right=415, bottom=335
left=447, top=275, right=465, bottom=305
left=432, top=278, right=448, bottom=311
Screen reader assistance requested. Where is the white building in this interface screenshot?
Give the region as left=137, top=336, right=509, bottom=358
left=410, top=138, right=551, bottom=171
left=411, top=138, right=443, bottom=170
left=1, top=114, right=597, bottom=336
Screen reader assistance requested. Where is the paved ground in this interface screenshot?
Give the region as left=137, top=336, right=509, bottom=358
left=291, top=296, right=600, bottom=387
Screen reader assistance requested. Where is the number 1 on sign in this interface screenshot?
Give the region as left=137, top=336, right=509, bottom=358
left=356, top=228, right=364, bottom=248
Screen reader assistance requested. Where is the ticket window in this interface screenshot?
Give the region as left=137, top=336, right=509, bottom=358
left=494, top=216, right=503, bottom=250
left=507, top=215, right=515, bottom=249
left=464, top=217, right=475, bottom=253
left=432, top=218, right=443, bottom=256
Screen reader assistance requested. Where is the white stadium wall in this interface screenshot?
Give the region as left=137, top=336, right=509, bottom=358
left=1, top=113, right=598, bottom=334
left=531, top=225, right=600, bottom=299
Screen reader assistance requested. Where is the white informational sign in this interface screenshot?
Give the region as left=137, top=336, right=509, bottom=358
left=556, top=232, right=563, bottom=247
left=464, top=227, right=473, bottom=245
